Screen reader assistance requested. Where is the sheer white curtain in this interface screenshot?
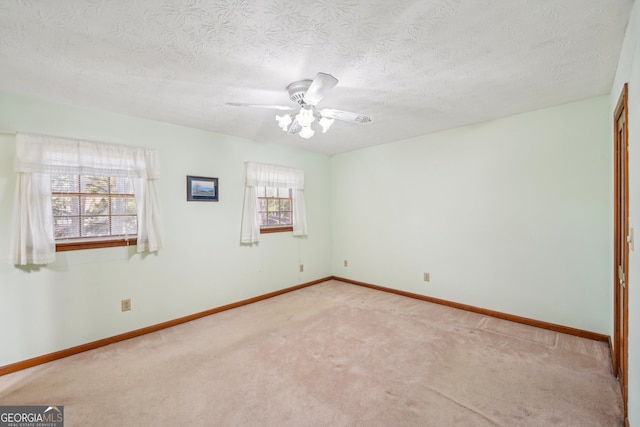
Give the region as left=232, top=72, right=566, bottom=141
left=10, top=132, right=163, bottom=265
left=241, top=161, right=307, bottom=244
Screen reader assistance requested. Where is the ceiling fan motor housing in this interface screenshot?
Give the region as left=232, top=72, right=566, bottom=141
left=287, top=80, right=313, bottom=105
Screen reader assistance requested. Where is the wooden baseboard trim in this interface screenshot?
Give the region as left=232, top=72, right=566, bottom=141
left=332, top=276, right=610, bottom=342
left=608, top=336, right=615, bottom=376
left=0, top=276, right=332, bottom=377
left=1, top=275, right=609, bottom=377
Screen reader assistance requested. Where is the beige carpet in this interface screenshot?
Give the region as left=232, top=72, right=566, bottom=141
left=0, top=280, right=623, bottom=426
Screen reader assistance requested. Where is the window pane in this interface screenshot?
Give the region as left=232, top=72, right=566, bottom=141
left=267, top=213, right=279, bottom=225
left=281, top=212, right=292, bottom=225
left=279, top=199, right=291, bottom=212
left=110, top=177, right=134, bottom=194
left=82, top=196, right=110, bottom=215
left=112, top=216, right=137, bottom=235
left=54, top=217, right=79, bottom=239
left=278, top=188, right=289, bottom=198
left=81, top=176, right=109, bottom=193
left=111, top=196, right=137, bottom=215
left=258, top=199, right=267, bottom=212
left=51, top=174, right=79, bottom=193
left=258, top=212, right=268, bottom=226
left=82, top=216, right=110, bottom=236
left=266, top=187, right=276, bottom=197
left=268, top=199, right=278, bottom=212
left=52, top=196, right=79, bottom=216
left=256, top=187, right=265, bottom=197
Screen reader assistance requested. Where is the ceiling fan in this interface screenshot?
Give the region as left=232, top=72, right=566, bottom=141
left=226, top=72, right=374, bottom=139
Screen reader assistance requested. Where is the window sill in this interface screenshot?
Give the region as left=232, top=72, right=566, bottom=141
left=56, top=238, right=137, bottom=252
left=260, top=226, right=293, bottom=234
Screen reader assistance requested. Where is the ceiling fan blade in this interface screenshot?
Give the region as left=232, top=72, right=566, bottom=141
left=320, top=108, right=374, bottom=124
left=226, top=102, right=295, bottom=111
left=302, top=73, right=338, bottom=106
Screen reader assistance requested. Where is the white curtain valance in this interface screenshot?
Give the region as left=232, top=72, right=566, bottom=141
left=10, top=132, right=162, bottom=265
left=241, top=161, right=307, bottom=244
left=14, top=132, right=160, bottom=178
left=244, top=161, right=304, bottom=190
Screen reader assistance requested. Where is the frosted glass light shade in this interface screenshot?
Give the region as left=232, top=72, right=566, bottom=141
left=275, top=114, right=292, bottom=131
left=299, top=126, right=314, bottom=139
left=319, top=116, right=334, bottom=133
left=295, top=107, right=315, bottom=127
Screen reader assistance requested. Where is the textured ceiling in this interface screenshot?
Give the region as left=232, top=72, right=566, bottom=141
left=0, top=0, right=633, bottom=155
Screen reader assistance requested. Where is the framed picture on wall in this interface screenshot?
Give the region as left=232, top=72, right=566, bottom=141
left=187, top=175, right=219, bottom=202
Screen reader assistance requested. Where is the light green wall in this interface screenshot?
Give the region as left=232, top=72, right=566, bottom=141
left=331, top=96, right=612, bottom=334
left=0, top=84, right=618, bottom=385
left=611, top=0, right=639, bottom=423
left=0, top=91, right=332, bottom=366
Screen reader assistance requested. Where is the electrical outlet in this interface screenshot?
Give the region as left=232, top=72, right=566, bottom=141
left=121, top=298, right=131, bottom=312
left=344, top=260, right=348, bottom=267
left=299, top=264, right=304, bottom=273
left=423, top=272, right=430, bottom=282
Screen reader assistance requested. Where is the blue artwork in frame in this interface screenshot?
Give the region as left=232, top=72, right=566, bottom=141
left=187, top=175, right=218, bottom=201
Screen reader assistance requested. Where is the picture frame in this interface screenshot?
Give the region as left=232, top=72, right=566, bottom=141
left=187, top=175, right=218, bottom=202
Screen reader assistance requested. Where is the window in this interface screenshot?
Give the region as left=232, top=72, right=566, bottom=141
left=241, top=162, right=307, bottom=244
left=10, top=132, right=162, bottom=265
left=256, top=186, right=293, bottom=232
left=52, top=174, right=138, bottom=250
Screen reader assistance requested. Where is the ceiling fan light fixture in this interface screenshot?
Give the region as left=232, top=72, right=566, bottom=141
left=275, top=114, right=292, bottom=131
left=299, top=125, right=315, bottom=139
left=295, top=107, right=315, bottom=128
left=229, top=73, right=372, bottom=140
left=319, top=116, right=334, bottom=133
